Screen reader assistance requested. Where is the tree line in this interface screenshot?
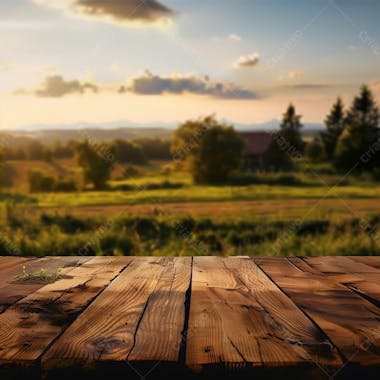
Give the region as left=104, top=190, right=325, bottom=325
left=1, top=84, right=379, bottom=190
left=172, top=85, right=380, bottom=183
left=0, top=138, right=171, bottom=163
left=308, top=85, right=380, bottom=171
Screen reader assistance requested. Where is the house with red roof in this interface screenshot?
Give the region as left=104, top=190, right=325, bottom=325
left=239, top=131, right=277, bottom=171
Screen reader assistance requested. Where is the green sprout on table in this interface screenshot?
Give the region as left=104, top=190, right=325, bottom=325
left=15, top=265, right=64, bottom=283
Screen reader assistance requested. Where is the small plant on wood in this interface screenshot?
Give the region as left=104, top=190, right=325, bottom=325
left=15, top=265, right=64, bottom=283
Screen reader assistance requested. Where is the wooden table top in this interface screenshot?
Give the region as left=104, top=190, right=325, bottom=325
left=0, top=256, right=379, bottom=380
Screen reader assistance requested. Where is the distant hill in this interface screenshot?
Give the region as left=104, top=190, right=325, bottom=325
left=1, top=120, right=324, bottom=143
left=3, top=127, right=174, bottom=143
left=235, top=119, right=324, bottom=137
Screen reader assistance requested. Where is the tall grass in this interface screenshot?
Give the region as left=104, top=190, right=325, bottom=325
left=1, top=208, right=378, bottom=257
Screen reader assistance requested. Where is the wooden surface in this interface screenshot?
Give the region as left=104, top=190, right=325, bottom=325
left=0, top=256, right=379, bottom=379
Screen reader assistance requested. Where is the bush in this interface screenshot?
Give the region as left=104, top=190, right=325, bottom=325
left=134, top=138, right=171, bottom=160
left=28, top=170, right=55, bottom=192
left=123, top=165, right=141, bottom=179
left=198, top=233, right=223, bottom=252
left=173, top=217, right=196, bottom=236
left=100, top=233, right=135, bottom=256
left=134, top=218, right=159, bottom=240
left=0, top=163, right=15, bottom=188
left=111, top=140, right=147, bottom=165
left=227, top=173, right=308, bottom=186
left=296, top=220, right=330, bottom=236
left=305, top=138, right=325, bottom=163
left=53, top=179, right=77, bottom=192
left=144, top=181, right=184, bottom=190
left=40, top=213, right=94, bottom=234
left=28, top=170, right=77, bottom=193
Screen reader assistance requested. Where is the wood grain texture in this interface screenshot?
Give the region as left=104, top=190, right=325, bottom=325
left=41, top=257, right=172, bottom=370
left=0, top=256, right=131, bottom=366
left=350, top=256, right=380, bottom=270
left=0, top=257, right=32, bottom=271
left=300, top=256, right=380, bottom=306
left=255, top=257, right=380, bottom=366
left=186, top=257, right=341, bottom=372
left=0, top=257, right=88, bottom=313
left=127, top=256, right=192, bottom=362
left=0, top=256, right=379, bottom=379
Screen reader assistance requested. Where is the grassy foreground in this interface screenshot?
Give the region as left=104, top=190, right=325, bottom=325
left=1, top=160, right=379, bottom=257
left=1, top=199, right=379, bottom=257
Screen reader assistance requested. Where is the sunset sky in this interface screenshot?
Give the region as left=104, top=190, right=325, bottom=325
left=1, top=0, right=380, bottom=129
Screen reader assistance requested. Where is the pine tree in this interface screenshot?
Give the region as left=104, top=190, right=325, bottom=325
left=321, top=97, right=345, bottom=159
left=279, top=103, right=304, bottom=154
left=335, top=85, right=380, bottom=171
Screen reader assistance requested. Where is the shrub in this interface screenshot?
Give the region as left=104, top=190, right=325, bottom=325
left=28, top=170, right=77, bottom=193
left=28, top=170, right=55, bottom=192
left=53, top=179, right=77, bottom=192
left=305, top=138, right=325, bottom=163
left=198, top=233, right=223, bottom=252
left=227, top=173, right=308, bottom=187
left=100, top=233, right=135, bottom=256
left=144, top=181, right=183, bottom=190
left=40, top=213, right=94, bottom=234
left=123, top=165, right=141, bottom=179
left=134, top=218, right=159, bottom=240
left=296, top=220, right=330, bottom=236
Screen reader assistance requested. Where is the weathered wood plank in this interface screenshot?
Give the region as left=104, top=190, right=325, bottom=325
left=0, top=257, right=32, bottom=271
left=127, top=256, right=192, bottom=362
left=41, top=257, right=173, bottom=372
left=350, top=256, right=380, bottom=270
left=0, top=255, right=379, bottom=378
left=0, top=257, right=89, bottom=313
left=0, top=256, right=131, bottom=368
left=230, top=257, right=342, bottom=366
left=186, top=256, right=341, bottom=373
left=300, top=256, right=380, bottom=306
left=255, top=257, right=380, bottom=366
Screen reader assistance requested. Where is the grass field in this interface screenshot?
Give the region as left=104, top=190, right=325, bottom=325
left=1, top=158, right=380, bottom=257
left=27, top=184, right=379, bottom=209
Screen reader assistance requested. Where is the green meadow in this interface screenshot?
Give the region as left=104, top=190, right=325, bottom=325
left=1, top=159, right=379, bottom=257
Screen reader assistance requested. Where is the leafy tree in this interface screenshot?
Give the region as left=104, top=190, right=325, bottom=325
left=171, top=116, right=208, bottom=162
left=134, top=138, right=171, bottom=160
left=335, top=85, right=380, bottom=171
left=110, top=139, right=147, bottom=165
left=279, top=103, right=304, bottom=153
left=25, top=140, right=47, bottom=160
left=51, top=141, right=74, bottom=159
left=321, top=97, right=345, bottom=159
left=171, top=116, right=244, bottom=183
left=76, top=141, right=114, bottom=189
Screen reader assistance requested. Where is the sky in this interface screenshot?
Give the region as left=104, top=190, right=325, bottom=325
left=0, top=0, right=380, bottom=129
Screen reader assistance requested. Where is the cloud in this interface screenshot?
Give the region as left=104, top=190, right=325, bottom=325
left=233, top=53, right=260, bottom=69
left=33, top=0, right=175, bottom=26
left=278, top=71, right=303, bottom=81
left=127, top=70, right=258, bottom=99
left=16, top=75, right=98, bottom=97
left=14, top=71, right=259, bottom=100
left=279, top=83, right=333, bottom=90
left=228, top=33, right=242, bottom=42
